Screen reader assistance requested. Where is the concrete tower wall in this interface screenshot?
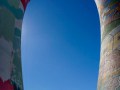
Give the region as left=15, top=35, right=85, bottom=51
left=95, top=0, right=120, bottom=90
left=0, top=0, right=29, bottom=90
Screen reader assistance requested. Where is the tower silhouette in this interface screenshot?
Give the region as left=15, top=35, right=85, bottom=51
left=0, top=0, right=29, bottom=90
left=95, top=0, right=120, bottom=90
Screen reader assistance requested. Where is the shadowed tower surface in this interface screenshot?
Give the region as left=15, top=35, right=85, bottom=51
left=0, top=0, right=29, bottom=90
left=95, top=0, right=120, bottom=90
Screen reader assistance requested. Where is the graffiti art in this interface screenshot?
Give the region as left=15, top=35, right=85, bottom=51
left=0, top=0, right=29, bottom=90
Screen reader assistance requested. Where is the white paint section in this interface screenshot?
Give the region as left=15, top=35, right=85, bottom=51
left=0, top=37, right=13, bottom=81
left=15, top=19, right=23, bottom=30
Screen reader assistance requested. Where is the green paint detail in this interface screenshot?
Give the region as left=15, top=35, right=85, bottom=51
left=0, top=0, right=24, bottom=19
left=116, top=86, right=120, bottom=90
left=13, top=37, right=21, bottom=50
left=15, top=28, right=21, bottom=37
left=108, top=0, right=117, bottom=6
left=12, top=51, right=23, bottom=89
left=8, top=0, right=19, bottom=9
left=12, top=29, right=22, bottom=89
left=12, top=28, right=22, bottom=89
left=0, top=8, right=15, bottom=41
left=104, top=0, right=117, bottom=8
left=13, top=52, right=22, bottom=75
left=102, top=18, right=120, bottom=41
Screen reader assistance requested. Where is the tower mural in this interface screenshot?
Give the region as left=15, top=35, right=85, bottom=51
left=95, top=0, right=120, bottom=90
left=0, top=0, right=29, bottom=90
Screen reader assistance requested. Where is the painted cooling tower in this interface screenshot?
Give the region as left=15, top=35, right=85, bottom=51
left=95, top=0, right=120, bottom=90
left=0, top=0, right=29, bottom=90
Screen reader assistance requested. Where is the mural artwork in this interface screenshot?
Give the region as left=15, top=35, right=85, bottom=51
left=0, top=0, right=29, bottom=90
left=95, top=0, right=120, bottom=90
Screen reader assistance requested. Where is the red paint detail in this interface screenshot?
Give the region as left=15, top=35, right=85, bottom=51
left=21, top=0, right=30, bottom=10
left=0, top=78, right=14, bottom=90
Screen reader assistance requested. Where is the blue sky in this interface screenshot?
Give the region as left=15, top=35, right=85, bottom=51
left=21, top=0, right=100, bottom=90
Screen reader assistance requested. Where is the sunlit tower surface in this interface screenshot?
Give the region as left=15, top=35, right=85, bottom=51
left=95, top=0, right=120, bottom=90
left=0, top=0, right=29, bottom=90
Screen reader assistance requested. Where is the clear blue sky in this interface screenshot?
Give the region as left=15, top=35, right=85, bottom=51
left=21, top=0, right=100, bottom=90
